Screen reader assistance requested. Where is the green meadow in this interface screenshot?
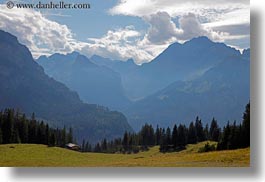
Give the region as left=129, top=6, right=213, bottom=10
left=0, top=141, right=250, bottom=167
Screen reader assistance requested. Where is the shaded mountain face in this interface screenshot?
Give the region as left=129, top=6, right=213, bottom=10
left=90, top=55, right=139, bottom=76
left=124, top=54, right=250, bottom=130
left=120, top=36, right=242, bottom=100
left=61, top=37, right=249, bottom=131
left=37, top=53, right=131, bottom=110
left=0, top=30, right=132, bottom=142
left=90, top=55, right=140, bottom=100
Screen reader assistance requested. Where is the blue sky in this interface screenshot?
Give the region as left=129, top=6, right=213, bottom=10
left=0, top=0, right=250, bottom=64
left=47, top=0, right=148, bottom=39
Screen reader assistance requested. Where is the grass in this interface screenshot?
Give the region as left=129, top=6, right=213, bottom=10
left=0, top=141, right=250, bottom=167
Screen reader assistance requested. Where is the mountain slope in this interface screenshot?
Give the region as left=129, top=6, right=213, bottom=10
left=90, top=55, right=140, bottom=100
left=0, top=30, right=132, bottom=142
left=90, top=55, right=139, bottom=76
left=37, top=52, right=131, bottom=110
left=122, top=37, right=241, bottom=100
left=125, top=54, right=250, bottom=129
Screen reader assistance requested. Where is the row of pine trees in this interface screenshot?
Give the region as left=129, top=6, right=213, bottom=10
left=0, top=103, right=250, bottom=154
left=89, top=103, right=250, bottom=153
left=0, top=109, right=73, bottom=147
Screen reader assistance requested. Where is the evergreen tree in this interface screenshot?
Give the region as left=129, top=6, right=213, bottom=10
left=188, top=122, right=197, bottom=144
left=50, top=132, right=56, bottom=146
left=3, top=109, right=15, bottom=143
left=67, top=127, right=73, bottom=143
left=229, top=121, right=240, bottom=149
left=195, top=117, right=205, bottom=142
left=128, top=136, right=133, bottom=151
left=85, top=141, right=91, bottom=152
left=61, top=126, right=67, bottom=147
left=204, top=123, right=209, bottom=140
left=13, top=129, right=21, bottom=143
left=0, top=128, right=2, bottom=144
left=20, top=114, right=28, bottom=143
left=177, top=124, right=187, bottom=147
left=101, top=138, right=108, bottom=152
left=155, top=125, right=161, bottom=145
left=94, top=143, right=101, bottom=152
left=122, top=131, right=129, bottom=151
left=139, top=124, right=155, bottom=147
left=81, top=139, right=85, bottom=152
left=217, top=122, right=231, bottom=150
left=159, top=128, right=167, bottom=152
left=37, top=121, right=46, bottom=144
left=172, top=124, right=178, bottom=148
left=209, top=118, right=220, bottom=141
left=28, top=116, right=37, bottom=143
left=242, top=102, right=250, bottom=147
left=45, top=124, right=49, bottom=145
left=166, top=127, right=171, bottom=146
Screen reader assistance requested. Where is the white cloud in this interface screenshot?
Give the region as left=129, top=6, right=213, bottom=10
left=143, top=12, right=227, bottom=44
left=178, top=13, right=212, bottom=40
left=84, top=12, right=231, bottom=64
left=0, top=1, right=250, bottom=64
left=0, top=4, right=87, bottom=57
left=0, top=5, right=156, bottom=63
left=110, top=0, right=249, bottom=19
left=110, top=0, right=250, bottom=48
left=84, top=26, right=154, bottom=63
left=143, top=11, right=180, bottom=44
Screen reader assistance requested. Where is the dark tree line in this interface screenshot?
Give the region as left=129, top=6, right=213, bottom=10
left=0, top=108, right=73, bottom=147
left=158, top=116, right=221, bottom=152
left=1, top=102, right=250, bottom=154
left=84, top=124, right=157, bottom=154
left=217, top=103, right=250, bottom=150
left=88, top=103, right=250, bottom=153
left=84, top=116, right=222, bottom=153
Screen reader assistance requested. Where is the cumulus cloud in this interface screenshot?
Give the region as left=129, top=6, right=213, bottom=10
left=110, top=0, right=250, bottom=48
left=0, top=1, right=250, bottom=64
left=84, top=26, right=154, bottom=63
left=0, top=5, right=155, bottom=63
left=85, top=12, right=229, bottom=64
left=143, top=12, right=227, bottom=45
left=0, top=4, right=153, bottom=63
left=143, top=12, right=180, bottom=44
left=0, top=3, right=233, bottom=64
left=178, top=13, right=208, bottom=40
left=0, top=4, right=87, bottom=57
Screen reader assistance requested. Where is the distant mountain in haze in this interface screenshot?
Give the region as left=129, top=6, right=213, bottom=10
left=62, top=37, right=250, bottom=131
left=0, top=30, right=132, bottom=142
left=90, top=55, right=139, bottom=75
left=90, top=55, right=140, bottom=100
left=124, top=53, right=250, bottom=130
left=242, top=48, right=250, bottom=60
left=37, top=52, right=131, bottom=110
left=122, top=36, right=242, bottom=100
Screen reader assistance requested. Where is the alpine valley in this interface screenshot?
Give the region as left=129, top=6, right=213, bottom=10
left=0, top=30, right=249, bottom=141
left=0, top=30, right=132, bottom=142
left=37, top=36, right=249, bottom=130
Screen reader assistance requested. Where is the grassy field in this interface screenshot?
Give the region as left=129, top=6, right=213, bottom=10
left=0, top=141, right=250, bottom=167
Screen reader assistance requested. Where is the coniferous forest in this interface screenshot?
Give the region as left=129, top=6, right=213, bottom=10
left=83, top=103, right=250, bottom=153
left=0, top=109, right=73, bottom=147
left=0, top=103, right=250, bottom=154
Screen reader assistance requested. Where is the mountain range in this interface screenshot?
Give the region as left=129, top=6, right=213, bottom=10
left=0, top=29, right=250, bottom=136
left=90, top=37, right=249, bottom=129
left=124, top=52, right=250, bottom=129
left=118, top=37, right=242, bottom=100
left=37, top=52, right=131, bottom=110
left=0, top=30, right=132, bottom=142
